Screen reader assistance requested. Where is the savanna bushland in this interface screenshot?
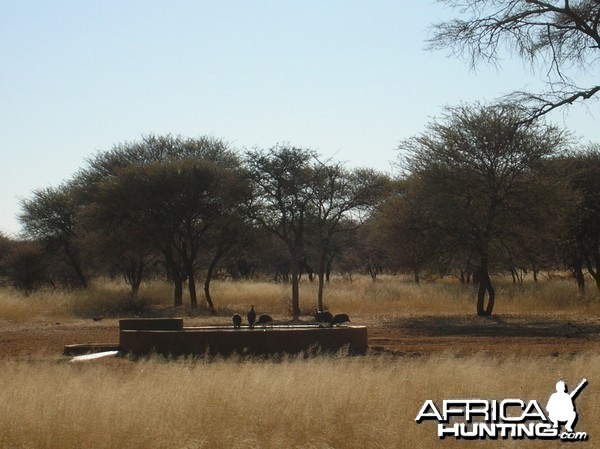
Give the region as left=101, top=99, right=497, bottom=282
left=0, top=275, right=598, bottom=449
left=1, top=105, right=599, bottom=448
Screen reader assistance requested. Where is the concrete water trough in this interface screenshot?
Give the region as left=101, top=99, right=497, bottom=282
left=118, top=318, right=368, bottom=356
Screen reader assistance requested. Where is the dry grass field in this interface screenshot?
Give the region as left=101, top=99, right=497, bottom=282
left=0, top=275, right=599, bottom=448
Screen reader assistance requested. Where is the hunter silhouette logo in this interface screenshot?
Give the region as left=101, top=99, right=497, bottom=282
left=416, top=378, right=589, bottom=441
left=546, top=378, right=587, bottom=433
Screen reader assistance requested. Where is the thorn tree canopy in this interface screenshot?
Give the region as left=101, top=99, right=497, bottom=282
left=429, top=0, right=600, bottom=120
left=398, top=103, right=571, bottom=316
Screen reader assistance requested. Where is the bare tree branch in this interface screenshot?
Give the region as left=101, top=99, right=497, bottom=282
left=430, top=0, right=600, bottom=120
left=506, top=83, right=600, bottom=120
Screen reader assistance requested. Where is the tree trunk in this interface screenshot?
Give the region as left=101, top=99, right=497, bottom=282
left=173, top=274, right=183, bottom=307
left=368, top=262, right=377, bottom=281
left=130, top=262, right=143, bottom=297
left=204, top=247, right=227, bottom=316
left=203, top=273, right=216, bottom=316
left=64, top=246, right=87, bottom=289
left=325, top=258, right=332, bottom=284
left=582, top=247, right=600, bottom=293
left=317, top=272, right=325, bottom=312
left=163, top=250, right=183, bottom=306
left=573, top=255, right=586, bottom=294
left=170, top=262, right=184, bottom=307
left=290, top=248, right=301, bottom=320
left=316, top=249, right=327, bottom=312
left=302, top=259, right=314, bottom=283
left=123, top=257, right=144, bottom=298
left=476, top=257, right=495, bottom=316
left=589, top=271, right=600, bottom=293
left=189, top=273, right=197, bottom=308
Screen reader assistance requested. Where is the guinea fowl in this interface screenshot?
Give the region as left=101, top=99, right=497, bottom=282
left=315, top=310, right=333, bottom=326
left=247, top=305, right=256, bottom=329
left=332, top=313, right=351, bottom=326
left=232, top=313, right=242, bottom=329
left=256, top=314, right=273, bottom=326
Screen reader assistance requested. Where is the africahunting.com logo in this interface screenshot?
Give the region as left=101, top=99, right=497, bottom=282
left=416, top=379, right=589, bottom=441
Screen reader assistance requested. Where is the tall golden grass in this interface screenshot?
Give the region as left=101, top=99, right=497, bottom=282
left=1, top=275, right=598, bottom=322
left=0, top=288, right=73, bottom=322
left=0, top=276, right=598, bottom=448
left=0, top=353, right=597, bottom=449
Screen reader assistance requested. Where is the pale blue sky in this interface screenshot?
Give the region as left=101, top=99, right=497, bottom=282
left=1, top=1, right=598, bottom=236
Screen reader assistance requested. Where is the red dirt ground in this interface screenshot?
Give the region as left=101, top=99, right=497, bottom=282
left=1, top=313, right=598, bottom=360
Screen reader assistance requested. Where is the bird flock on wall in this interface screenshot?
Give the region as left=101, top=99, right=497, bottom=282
left=315, top=310, right=350, bottom=326
left=231, top=306, right=351, bottom=328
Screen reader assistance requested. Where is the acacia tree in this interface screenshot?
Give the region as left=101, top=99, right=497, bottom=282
left=19, top=185, right=88, bottom=288
left=91, top=158, right=249, bottom=310
left=430, top=0, right=600, bottom=120
left=562, top=146, right=600, bottom=292
left=309, top=163, right=388, bottom=310
left=374, top=181, right=446, bottom=283
left=246, top=146, right=388, bottom=315
left=200, top=207, right=254, bottom=310
left=82, top=218, right=156, bottom=297
left=79, top=134, right=248, bottom=309
left=77, top=134, right=239, bottom=188
left=0, top=232, right=10, bottom=269
left=400, top=103, right=570, bottom=316
left=245, top=146, right=316, bottom=319
left=2, top=240, right=49, bottom=294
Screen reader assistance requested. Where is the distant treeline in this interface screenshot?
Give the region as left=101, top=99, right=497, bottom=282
left=1, top=104, right=599, bottom=316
